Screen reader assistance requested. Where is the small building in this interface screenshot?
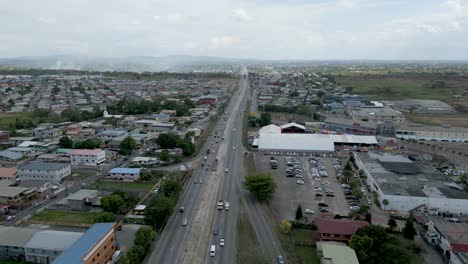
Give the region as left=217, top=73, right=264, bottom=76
left=69, top=149, right=106, bottom=167
left=55, top=189, right=101, bottom=211
left=96, top=130, right=127, bottom=140
left=0, top=180, right=37, bottom=208
left=131, top=157, right=159, bottom=165
left=317, top=241, right=360, bottom=264
left=53, top=222, right=117, bottom=264
left=315, top=218, right=368, bottom=242
left=0, top=167, right=17, bottom=181
left=109, top=168, right=141, bottom=181
left=281, top=122, right=306, bottom=133
left=17, top=162, right=71, bottom=184
left=0, top=150, right=23, bottom=165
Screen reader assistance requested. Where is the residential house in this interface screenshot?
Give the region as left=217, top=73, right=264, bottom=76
left=315, top=218, right=368, bottom=242
left=0, top=167, right=17, bottom=181
left=69, top=149, right=106, bottom=167
left=109, top=168, right=141, bottom=181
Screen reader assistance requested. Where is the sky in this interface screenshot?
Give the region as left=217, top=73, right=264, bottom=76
left=0, top=0, right=467, bottom=60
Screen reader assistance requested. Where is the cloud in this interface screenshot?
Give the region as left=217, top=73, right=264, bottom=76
left=38, top=17, right=57, bottom=24
left=210, top=36, right=236, bottom=49
left=183, top=41, right=198, bottom=51
left=166, top=13, right=185, bottom=23
left=232, top=8, right=252, bottom=22
left=336, top=0, right=365, bottom=9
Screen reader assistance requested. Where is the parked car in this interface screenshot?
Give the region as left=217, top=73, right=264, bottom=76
left=319, top=207, right=330, bottom=212
left=318, top=202, right=328, bottom=207
left=305, top=209, right=314, bottom=214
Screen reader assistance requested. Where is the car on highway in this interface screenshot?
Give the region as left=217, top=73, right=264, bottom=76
left=220, top=238, right=225, bottom=247
left=182, top=219, right=188, bottom=226
left=210, top=245, right=216, bottom=257
left=213, top=228, right=219, bottom=235
left=277, top=255, right=285, bottom=264
left=225, top=168, right=229, bottom=173
left=305, top=209, right=314, bottom=214
left=179, top=207, right=185, bottom=213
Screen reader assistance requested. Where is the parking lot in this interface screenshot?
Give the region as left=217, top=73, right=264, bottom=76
left=254, top=152, right=350, bottom=222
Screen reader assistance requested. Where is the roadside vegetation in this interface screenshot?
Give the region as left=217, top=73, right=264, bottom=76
left=244, top=173, right=277, bottom=202
left=120, top=226, right=157, bottom=264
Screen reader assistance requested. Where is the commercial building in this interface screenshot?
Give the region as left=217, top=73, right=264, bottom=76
left=395, top=124, right=468, bottom=142
left=281, top=122, right=306, bottom=133
left=53, top=223, right=117, bottom=264
left=0, top=226, right=83, bottom=263
left=17, top=162, right=71, bottom=184
left=0, top=167, right=17, bottom=181
left=316, top=242, right=360, bottom=264
left=324, top=117, right=378, bottom=135
left=109, top=168, right=141, bottom=181
left=69, top=149, right=106, bottom=166
left=355, top=152, right=468, bottom=213
left=351, top=107, right=405, bottom=124
left=0, top=180, right=37, bottom=208
left=315, top=218, right=368, bottom=242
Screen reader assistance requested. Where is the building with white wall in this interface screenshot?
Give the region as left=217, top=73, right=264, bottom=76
left=17, top=162, right=71, bottom=184
left=68, top=149, right=106, bottom=166
left=395, top=124, right=468, bottom=142
left=354, top=152, right=468, bottom=214
left=109, top=168, right=141, bottom=181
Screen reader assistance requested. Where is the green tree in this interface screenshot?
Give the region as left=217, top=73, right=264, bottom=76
left=159, top=149, right=170, bottom=162
left=75, top=138, right=101, bottom=149
left=349, top=235, right=374, bottom=263
left=120, top=136, right=137, bottom=155
left=155, top=133, right=179, bottom=149
left=145, top=194, right=175, bottom=230
left=93, top=212, right=116, bottom=223
left=258, top=113, right=271, bottom=126
left=382, top=199, right=389, bottom=209
left=403, top=213, right=416, bottom=240
left=134, top=226, right=156, bottom=253
left=365, top=212, right=372, bottom=224
left=58, top=136, right=74, bottom=148
left=160, top=179, right=182, bottom=199
left=244, top=173, right=277, bottom=202
left=295, top=205, right=303, bottom=221
left=100, top=195, right=125, bottom=214
left=178, top=141, right=195, bottom=156
left=387, top=218, right=398, bottom=231
left=121, top=246, right=144, bottom=264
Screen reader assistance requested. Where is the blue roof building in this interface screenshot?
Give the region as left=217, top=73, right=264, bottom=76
left=53, top=223, right=116, bottom=264
left=109, top=168, right=141, bottom=181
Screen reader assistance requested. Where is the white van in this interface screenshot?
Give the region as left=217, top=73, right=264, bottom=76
left=210, top=245, right=216, bottom=257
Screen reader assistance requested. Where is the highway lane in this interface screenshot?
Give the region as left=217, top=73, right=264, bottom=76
left=146, top=74, right=244, bottom=264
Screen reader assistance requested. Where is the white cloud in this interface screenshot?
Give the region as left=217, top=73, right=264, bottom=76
left=336, top=0, right=365, bottom=9
left=210, top=36, right=236, bottom=49
left=38, top=17, right=57, bottom=24
left=183, top=41, right=198, bottom=51
left=166, top=13, right=185, bottom=23
left=232, top=8, right=252, bottom=22
left=153, top=15, right=161, bottom=21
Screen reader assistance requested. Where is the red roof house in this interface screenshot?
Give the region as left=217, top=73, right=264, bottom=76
left=315, top=218, right=369, bottom=242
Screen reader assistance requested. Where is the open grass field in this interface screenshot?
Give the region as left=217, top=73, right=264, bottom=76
left=404, top=112, right=468, bottom=127
left=90, top=181, right=154, bottom=191
left=30, top=210, right=98, bottom=225
left=0, top=111, right=35, bottom=130
left=276, top=227, right=320, bottom=264
left=336, top=74, right=468, bottom=107
left=72, top=171, right=97, bottom=179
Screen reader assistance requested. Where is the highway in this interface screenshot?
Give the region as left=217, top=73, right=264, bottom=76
left=147, top=67, right=283, bottom=264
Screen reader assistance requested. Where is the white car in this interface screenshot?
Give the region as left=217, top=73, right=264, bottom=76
left=225, top=168, right=229, bottom=173
left=296, top=180, right=305, bottom=185
left=305, top=209, right=314, bottom=214
left=182, top=219, right=188, bottom=226
left=220, top=238, right=225, bottom=247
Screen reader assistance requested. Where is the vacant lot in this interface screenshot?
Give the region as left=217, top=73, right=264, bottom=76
left=404, top=112, right=468, bottom=127
left=30, top=210, right=98, bottom=225
left=336, top=74, right=468, bottom=109
left=0, top=112, right=35, bottom=130
left=90, top=181, right=153, bottom=191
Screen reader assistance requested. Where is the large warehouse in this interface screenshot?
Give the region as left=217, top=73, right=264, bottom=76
left=253, top=123, right=378, bottom=153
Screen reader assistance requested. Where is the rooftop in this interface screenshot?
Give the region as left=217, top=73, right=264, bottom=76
left=25, top=230, right=83, bottom=250
left=319, top=242, right=360, bottom=264
left=258, top=133, right=335, bottom=152
left=0, top=226, right=39, bottom=247
left=0, top=167, right=17, bottom=178
left=19, top=162, right=69, bottom=171
left=432, top=219, right=468, bottom=249
left=68, top=149, right=104, bottom=156
left=316, top=218, right=368, bottom=236
left=352, top=107, right=403, bottom=117
left=0, top=184, right=33, bottom=198
left=110, top=168, right=142, bottom=174
left=0, top=150, right=22, bottom=160
left=325, top=117, right=379, bottom=129
left=53, top=223, right=115, bottom=264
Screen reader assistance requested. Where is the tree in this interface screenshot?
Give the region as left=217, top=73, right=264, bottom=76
left=382, top=199, right=389, bottom=209
left=155, top=133, right=179, bottom=149
left=244, top=173, right=277, bottom=202
left=100, top=195, right=124, bottom=214
left=120, top=136, right=137, bottom=155
left=403, top=213, right=416, bottom=240
left=258, top=113, right=271, bottom=126
left=75, top=138, right=101, bottom=149
left=387, top=217, right=398, bottom=231
left=349, top=235, right=374, bottom=263
left=365, top=212, right=372, bottom=224
left=159, top=149, right=170, bottom=162
left=279, top=220, right=292, bottom=234
left=145, top=195, right=175, bottom=230
left=59, top=136, right=74, bottom=148
left=134, top=226, right=156, bottom=253
left=121, top=246, right=144, bottom=264
left=160, top=179, right=182, bottom=199
left=178, top=141, right=195, bottom=156
left=295, top=205, right=303, bottom=221
left=93, top=212, right=116, bottom=223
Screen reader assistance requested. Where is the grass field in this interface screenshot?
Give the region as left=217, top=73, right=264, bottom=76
left=405, top=112, right=468, bottom=127
left=90, top=181, right=154, bottom=191
left=336, top=74, right=468, bottom=105
left=0, top=112, right=35, bottom=130
left=276, top=227, right=320, bottom=264
left=30, top=210, right=98, bottom=225
left=72, top=171, right=96, bottom=179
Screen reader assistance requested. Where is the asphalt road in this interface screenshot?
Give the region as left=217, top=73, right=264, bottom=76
left=147, top=67, right=283, bottom=264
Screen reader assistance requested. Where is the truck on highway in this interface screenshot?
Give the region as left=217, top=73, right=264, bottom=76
left=217, top=200, right=224, bottom=210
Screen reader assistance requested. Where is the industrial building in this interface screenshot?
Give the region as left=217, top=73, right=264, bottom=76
left=0, top=226, right=83, bottom=263
left=395, top=124, right=468, bottom=142
left=355, top=152, right=468, bottom=214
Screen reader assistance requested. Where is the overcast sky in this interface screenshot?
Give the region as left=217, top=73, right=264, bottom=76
left=0, top=0, right=467, bottom=60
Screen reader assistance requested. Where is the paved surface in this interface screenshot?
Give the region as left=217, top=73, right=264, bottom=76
left=147, top=67, right=283, bottom=264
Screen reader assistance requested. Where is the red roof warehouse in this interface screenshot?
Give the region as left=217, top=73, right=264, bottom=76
left=315, top=218, right=369, bottom=242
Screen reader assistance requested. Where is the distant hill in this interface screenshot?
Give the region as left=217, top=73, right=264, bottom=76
left=0, top=55, right=254, bottom=72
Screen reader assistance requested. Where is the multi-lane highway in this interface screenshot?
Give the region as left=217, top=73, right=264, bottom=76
left=147, top=67, right=283, bottom=264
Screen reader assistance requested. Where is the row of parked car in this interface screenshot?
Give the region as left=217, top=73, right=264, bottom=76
left=284, top=157, right=305, bottom=185
left=310, top=157, right=328, bottom=180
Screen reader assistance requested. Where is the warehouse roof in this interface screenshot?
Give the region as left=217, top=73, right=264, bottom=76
left=329, top=134, right=378, bottom=145
left=259, top=124, right=281, bottom=135
left=0, top=150, right=22, bottom=160
left=25, top=230, right=83, bottom=250
left=0, top=185, right=33, bottom=198
left=0, top=226, right=39, bottom=247
left=258, top=134, right=335, bottom=152
left=110, top=168, right=141, bottom=174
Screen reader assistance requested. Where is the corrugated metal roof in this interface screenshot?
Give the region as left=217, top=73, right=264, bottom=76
left=321, top=243, right=360, bottom=264
left=258, top=134, right=335, bottom=152
left=19, top=162, right=69, bottom=171
left=53, top=223, right=115, bottom=264
left=110, top=168, right=141, bottom=174
left=0, top=226, right=39, bottom=247
left=0, top=150, right=22, bottom=160
left=25, top=230, right=83, bottom=250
